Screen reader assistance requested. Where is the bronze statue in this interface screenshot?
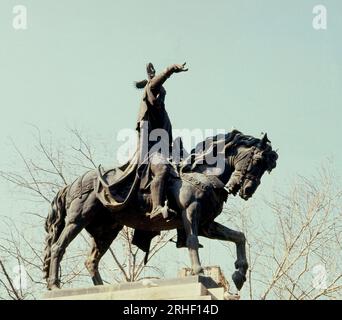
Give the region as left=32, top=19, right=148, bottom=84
left=43, top=64, right=278, bottom=292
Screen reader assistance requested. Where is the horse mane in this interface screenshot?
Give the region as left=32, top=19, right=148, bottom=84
left=181, top=129, right=278, bottom=173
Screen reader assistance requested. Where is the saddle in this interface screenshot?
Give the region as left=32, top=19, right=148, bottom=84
left=96, top=164, right=139, bottom=212
left=95, top=138, right=184, bottom=212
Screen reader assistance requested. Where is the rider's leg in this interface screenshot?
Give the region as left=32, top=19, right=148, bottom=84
left=148, top=153, right=173, bottom=219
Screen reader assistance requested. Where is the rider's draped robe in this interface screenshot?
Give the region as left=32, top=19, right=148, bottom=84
left=103, top=66, right=175, bottom=205
left=136, top=67, right=174, bottom=189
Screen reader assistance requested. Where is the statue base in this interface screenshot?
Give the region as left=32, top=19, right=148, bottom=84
left=44, top=266, right=239, bottom=300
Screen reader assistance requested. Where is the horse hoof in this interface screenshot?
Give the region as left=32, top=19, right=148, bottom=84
left=47, top=284, right=60, bottom=291
left=192, top=265, right=204, bottom=275
left=232, top=270, right=246, bottom=291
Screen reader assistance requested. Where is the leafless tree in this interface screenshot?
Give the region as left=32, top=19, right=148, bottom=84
left=0, top=127, right=174, bottom=299
left=223, top=163, right=342, bottom=300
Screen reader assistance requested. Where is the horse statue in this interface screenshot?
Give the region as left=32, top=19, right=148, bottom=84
left=43, top=129, right=278, bottom=291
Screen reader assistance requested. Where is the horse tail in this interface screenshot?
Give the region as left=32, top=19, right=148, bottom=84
left=43, top=186, right=68, bottom=280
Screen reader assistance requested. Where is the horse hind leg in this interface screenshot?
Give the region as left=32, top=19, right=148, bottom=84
left=48, top=222, right=85, bottom=290
left=48, top=192, right=98, bottom=290
left=85, top=224, right=123, bottom=286
left=85, top=239, right=103, bottom=286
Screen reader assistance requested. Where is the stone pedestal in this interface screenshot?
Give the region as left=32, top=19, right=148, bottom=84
left=44, top=266, right=239, bottom=300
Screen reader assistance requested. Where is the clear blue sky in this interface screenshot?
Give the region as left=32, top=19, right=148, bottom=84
left=1, top=0, right=341, bottom=171
left=0, top=0, right=341, bottom=289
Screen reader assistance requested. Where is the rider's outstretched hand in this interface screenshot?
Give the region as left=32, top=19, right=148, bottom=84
left=173, top=62, right=188, bottom=73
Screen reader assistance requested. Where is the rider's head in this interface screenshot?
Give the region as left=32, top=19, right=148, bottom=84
left=134, top=63, right=156, bottom=89
left=146, top=62, right=156, bottom=79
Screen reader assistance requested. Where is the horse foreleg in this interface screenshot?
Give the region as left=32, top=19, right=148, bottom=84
left=201, top=221, right=248, bottom=291
left=182, top=202, right=203, bottom=275
left=48, top=222, right=84, bottom=290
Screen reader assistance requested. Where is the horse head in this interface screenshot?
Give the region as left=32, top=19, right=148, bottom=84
left=226, top=133, right=278, bottom=200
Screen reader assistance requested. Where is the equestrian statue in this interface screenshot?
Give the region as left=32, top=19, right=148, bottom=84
left=43, top=63, right=278, bottom=292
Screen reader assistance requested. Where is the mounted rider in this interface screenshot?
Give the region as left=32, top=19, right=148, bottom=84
left=135, top=62, right=188, bottom=219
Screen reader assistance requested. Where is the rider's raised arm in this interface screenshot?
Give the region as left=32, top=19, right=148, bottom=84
left=149, top=65, right=175, bottom=90
left=149, top=63, right=188, bottom=91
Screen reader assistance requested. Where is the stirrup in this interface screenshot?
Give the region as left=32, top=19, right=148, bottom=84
left=148, top=202, right=177, bottom=220
left=147, top=206, right=164, bottom=219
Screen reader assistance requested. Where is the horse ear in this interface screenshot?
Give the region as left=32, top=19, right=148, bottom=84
left=260, top=133, right=270, bottom=148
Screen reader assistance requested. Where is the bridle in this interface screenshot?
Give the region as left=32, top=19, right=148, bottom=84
left=230, top=146, right=260, bottom=188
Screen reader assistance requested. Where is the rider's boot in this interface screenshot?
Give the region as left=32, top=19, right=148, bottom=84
left=147, top=173, right=176, bottom=219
